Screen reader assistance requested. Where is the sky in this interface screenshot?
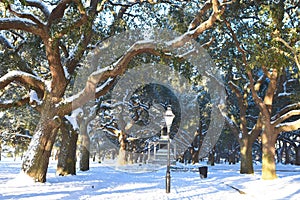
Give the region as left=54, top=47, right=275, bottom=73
left=0, top=158, right=300, bottom=200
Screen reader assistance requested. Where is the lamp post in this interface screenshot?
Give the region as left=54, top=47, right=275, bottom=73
left=164, top=105, right=175, bottom=193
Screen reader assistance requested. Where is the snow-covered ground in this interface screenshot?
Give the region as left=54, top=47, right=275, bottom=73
left=0, top=158, right=300, bottom=200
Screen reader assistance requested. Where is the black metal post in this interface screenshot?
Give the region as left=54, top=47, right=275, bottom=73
left=166, top=134, right=171, bottom=193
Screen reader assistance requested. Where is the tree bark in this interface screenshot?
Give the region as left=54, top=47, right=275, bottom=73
left=240, top=137, right=254, bottom=174
left=21, top=100, right=60, bottom=182
left=79, top=120, right=90, bottom=171
left=57, top=120, right=78, bottom=176
left=261, top=127, right=278, bottom=180
left=295, top=146, right=300, bottom=166
left=118, top=132, right=127, bottom=165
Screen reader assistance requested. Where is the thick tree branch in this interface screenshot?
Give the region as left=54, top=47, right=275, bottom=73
left=58, top=77, right=115, bottom=116
left=272, top=102, right=300, bottom=121
left=276, top=118, right=300, bottom=132
left=272, top=109, right=300, bottom=126
left=188, top=0, right=212, bottom=31
left=247, top=70, right=271, bottom=119
left=47, top=0, right=72, bottom=27
left=0, top=18, right=44, bottom=37
left=228, top=81, right=248, bottom=135
left=65, top=0, right=99, bottom=77
left=54, top=0, right=88, bottom=39
left=0, top=71, right=45, bottom=95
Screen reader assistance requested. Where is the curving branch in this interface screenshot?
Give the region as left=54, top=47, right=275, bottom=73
left=58, top=0, right=227, bottom=116
left=276, top=118, right=300, bottom=132
left=47, top=0, right=72, bottom=27
left=54, top=0, right=88, bottom=39
left=167, top=0, right=225, bottom=48
left=272, top=102, right=300, bottom=121
left=0, top=18, right=44, bottom=37
left=188, top=0, right=212, bottom=31
left=5, top=3, right=44, bottom=27
left=0, top=71, right=45, bottom=95
left=65, top=0, right=99, bottom=77
left=272, top=109, right=300, bottom=127
left=274, top=37, right=300, bottom=70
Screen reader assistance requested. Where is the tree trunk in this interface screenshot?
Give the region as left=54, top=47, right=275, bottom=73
left=57, top=120, right=78, bottom=176
left=79, top=121, right=90, bottom=171
left=295, top=146, right=300, bottom=166
left=284, top=144, right=291, bottom=165
left=118, top=132, right=127, bottom=165
left=208, top=147, right=215, bottom=166
left=240, top=138, right=254, bottom=174
left=21, top=104, right=60, bottom=182
left=261, top=127, right=278, bottom=180
left=192, top=149, right=199, bottom=164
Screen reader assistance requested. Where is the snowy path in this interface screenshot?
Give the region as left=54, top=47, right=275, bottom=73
left=0, top=158, right=300, bottom=200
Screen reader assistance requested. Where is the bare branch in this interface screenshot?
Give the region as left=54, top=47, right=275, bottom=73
left=201, top=36, right=215, bottom=49
left=274, top=37, right=300, bottom=70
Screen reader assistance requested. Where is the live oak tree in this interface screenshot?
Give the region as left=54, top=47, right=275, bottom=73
left=0, top=0, right=227, bottom=182
left=224, top=1, right=300, bottom=180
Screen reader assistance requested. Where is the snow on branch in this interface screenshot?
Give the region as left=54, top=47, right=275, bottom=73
left=0, top=71, right=45, bottom=94
left=0, top=18, right=44, bottom=36
left=5, top=2, right=44, bottom=27
left=25, top=0, right=51, bottom=19
left=57, top=1, right=226, bottom=116
left=272, top=109, right=300, bottom=127
left=272, top=102, right=300, bottom=121
left=276, top=118, right=300, bottom=132
left=0, top=96, right=30, bottom=109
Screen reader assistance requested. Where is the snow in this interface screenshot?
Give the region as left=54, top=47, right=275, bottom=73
left=65, top=108, right=83, bottom=130
left=29, top=89, right=42, bottom=105
left=0, top=158, right=300, bottom=200
left=63, top=66, right=70, bottom=79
